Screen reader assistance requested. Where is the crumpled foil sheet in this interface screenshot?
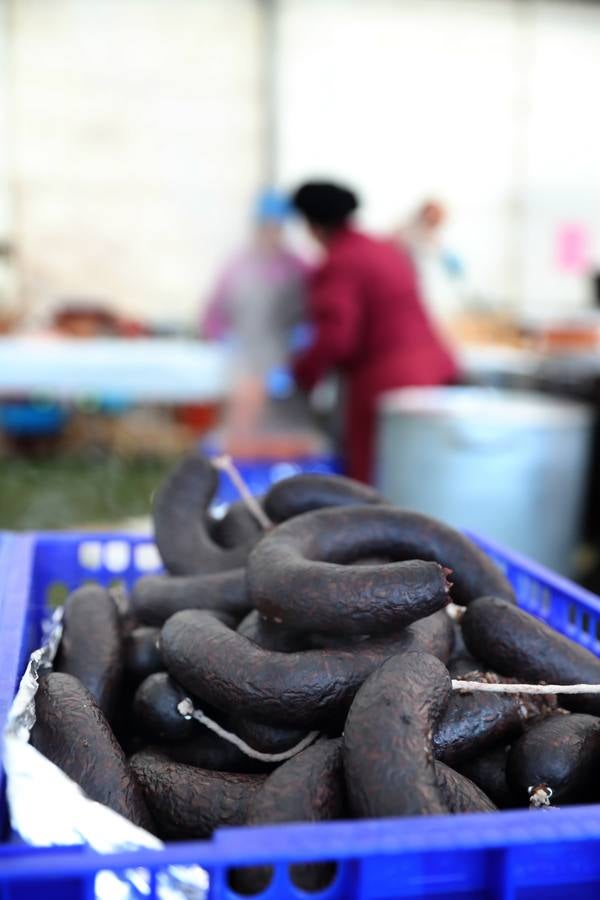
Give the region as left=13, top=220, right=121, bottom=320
left=3, top=608, right=208, bottom=900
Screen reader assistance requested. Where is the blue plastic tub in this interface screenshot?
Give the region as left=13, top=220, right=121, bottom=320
left=3, top=530, right=600, bottom=898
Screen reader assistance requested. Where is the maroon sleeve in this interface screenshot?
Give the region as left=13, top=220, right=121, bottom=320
left=292, top=263, right=361, bottom=391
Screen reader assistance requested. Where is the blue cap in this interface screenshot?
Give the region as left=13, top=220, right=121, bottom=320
left=254, top=189, right=291, bottom=224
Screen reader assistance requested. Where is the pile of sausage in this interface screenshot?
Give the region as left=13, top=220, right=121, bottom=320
left=31, top=454, right=600, bottom=892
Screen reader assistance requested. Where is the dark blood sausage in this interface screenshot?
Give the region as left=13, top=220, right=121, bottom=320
left=462, top=597, right=600, bottom=716
left=130, top=750, right=266, bottom=840
left=131, top=568, right=249, bottom=626
left=112, top=584, right=139, bottom=639
left=230, top=716, right=310, bottom=754
left=55, top=584, right=122, bottom=722
left=209, top=499, right=263, bottom=548
left=433, top=676, right=555, bottom=766
left=160, top=609, right=434, bottom=728
left=248, top=507, right=453, bottom=635
left=448, top=654, right=482, bottom=677
left=237, top=610, right=309, bottom=653
left=133, top=673, right=196, bottom=741
left=451, top=621, right=469, bottom=656
left=165, top=736, right=272, bottom=774
left=245, top=739, right=344, bottom=823
left=507, top=713, right=600, bottom=806
left=124, top=626, right=162, bottom=685
left=434, top=688, right=523, bottom=766
left=152, top=454, right=258, bottom=575
left=31, top=673, right=154, bottom=832
left=458, top=745, right=518, bottom=809
left=447, top=622, right=481, bottom=676
left=264, top=473, right=384, bottom=523
left=394, top=609, right=455, bottom=662
left=308, top=609, right=455, bottom=665
left=434, top=761, right=497, bottom=812
left=343, top=652, right=452, bottom=818
left=231, top=739, right=345, bottom=895
left=251, top=506, right=514, bottom=630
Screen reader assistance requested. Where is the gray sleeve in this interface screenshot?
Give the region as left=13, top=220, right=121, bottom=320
left=230, top=276, right=304, bottom=379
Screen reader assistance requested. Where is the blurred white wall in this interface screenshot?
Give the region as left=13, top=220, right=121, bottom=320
left=0, top=3, right=9, bottom=237
left=276, top=0, right=521, bottom=314
left=521, top=1, right=600, bottom=315
left=275, top=0, right=600, bottom=317
left=7, top=0, right=262, bottom=327
left=1, top=0, right=599, bottom=326
left=0, top=0, right=15, bottom=313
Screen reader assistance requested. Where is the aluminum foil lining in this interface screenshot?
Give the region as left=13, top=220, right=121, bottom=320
left=2, top=608, right=208, bottom=900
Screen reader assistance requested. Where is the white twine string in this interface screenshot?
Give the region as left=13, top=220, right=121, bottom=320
left=529, top=784, right=553, bottom=808
left=177, top=682, right=596, bottom=766
left=452, top=680, right=600, bottom=695
left=177, top=698, right=319, bottom=763
left=445, top=602, right=465, bottom=622
left=213, top=455, right=273, bottom=531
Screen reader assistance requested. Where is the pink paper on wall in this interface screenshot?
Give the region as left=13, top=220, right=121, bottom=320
left=555, top=223, right=591, bottom=273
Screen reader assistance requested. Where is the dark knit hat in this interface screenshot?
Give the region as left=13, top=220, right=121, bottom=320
left=291, top=181, right=359, bottom=228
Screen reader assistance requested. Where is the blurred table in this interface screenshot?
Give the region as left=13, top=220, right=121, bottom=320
left=0, top=337, right=230, bottom=403
left=460, top=344, right=600, bottom=393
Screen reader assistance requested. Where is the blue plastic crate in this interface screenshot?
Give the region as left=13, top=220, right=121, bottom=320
left=3, top=529, right=600, bottom=898
left=199, top=445, right=343, bottom=507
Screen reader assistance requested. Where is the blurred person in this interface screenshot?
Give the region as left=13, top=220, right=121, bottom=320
left=200, top=189, right=320, bottom=455
left=291, top=181, right=459, bottom=483
left=400, top=199, right=447, bottom=252
left=396, top=199, right=466, bottom=323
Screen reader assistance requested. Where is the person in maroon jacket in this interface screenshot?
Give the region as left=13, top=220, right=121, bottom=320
left=291, top=181, right=459, bottom=483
